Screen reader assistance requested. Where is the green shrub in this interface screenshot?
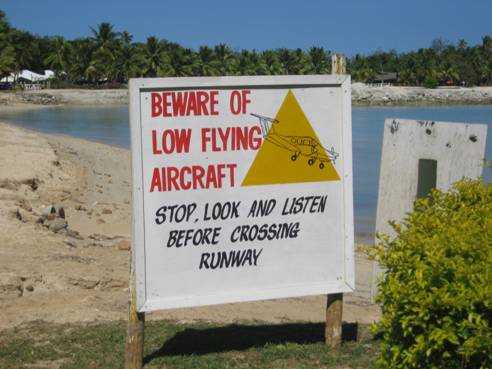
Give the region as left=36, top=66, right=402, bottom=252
left=423, top=75, right=439, bottom=88
left=367, top=179, right=492, bottom=369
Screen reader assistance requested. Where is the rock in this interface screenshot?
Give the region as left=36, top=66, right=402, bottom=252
left=89, top=233, right=103, bottom=241
left=55, top=205, right=65, bottom=219
left=40, top=204, right=65, bottom=219
left=0, top=179, right=18, bottom=190
left=64, top=239, right=77, bottom=248
left=65, top=228, right=84, bottom=240
left=0, top=273, right=23, bottom=298
left=46, top=213, right=57, bottom=221
left=20, top=92, right=57, bottom=105
left=116, top=240, right=131, bottom=251
left=68, top=277, right=100, bottom=289
left=15, top=208, right=28, bottom=223
left=17, top=199, right=32, bottom=212
left=25, top=284, right=34, bottom=292
left=75, top=204, right=87, bottom=211
left=41, top=205, right=56, bottom=216
left=96, top=218, right=106, bottom=224
left=26, top=177, right=39, bottom=191
left=48, top=218, right=68, bottom=233
left=102, top=208, right=112, bottom=215
left=100, top=278, right=127, bottom=290
left=89, top=233, right=119, bottom=241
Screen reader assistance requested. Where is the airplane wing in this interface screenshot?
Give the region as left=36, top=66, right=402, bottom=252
left=265, top=135, right=299, bottom=153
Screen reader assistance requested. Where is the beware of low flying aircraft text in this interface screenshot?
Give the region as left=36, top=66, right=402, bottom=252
left=148, top=90, right=256, bottom=192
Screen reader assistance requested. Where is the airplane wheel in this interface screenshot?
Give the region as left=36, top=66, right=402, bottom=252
left=308, top=159, right=315, bottom=165
left=319, top=162, right=325, bottom=169
left=291, top=155, right=297, bottom=161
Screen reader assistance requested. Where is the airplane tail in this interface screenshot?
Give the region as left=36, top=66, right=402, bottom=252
left=250, top=113, right=278, bottom=138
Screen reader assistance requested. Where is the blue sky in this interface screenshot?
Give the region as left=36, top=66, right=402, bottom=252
left=2, top=0, right=492, bottom=55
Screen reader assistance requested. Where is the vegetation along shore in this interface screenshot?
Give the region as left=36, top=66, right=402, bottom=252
left=2, top=9, right=492, bottom=91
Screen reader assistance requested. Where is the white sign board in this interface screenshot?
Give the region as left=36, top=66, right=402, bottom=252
left=372, top=118, right=487, bottom=301
left=129, top=75, right=354, bottom=312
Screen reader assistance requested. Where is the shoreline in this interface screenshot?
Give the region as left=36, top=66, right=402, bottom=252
left=1, top=85, right=492, bottom=108
left=0, top=121, right=378, bottom=330
left=352, top=84, right=492, bottom=106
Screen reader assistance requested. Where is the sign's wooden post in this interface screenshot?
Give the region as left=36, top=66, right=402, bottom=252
left=324, top=53, right=346, bottom=349
left=331, top=53, right=346, bottom=76
left=325, top=292, right=343, bottom=348
left=124, top=254, right=145, bottom=367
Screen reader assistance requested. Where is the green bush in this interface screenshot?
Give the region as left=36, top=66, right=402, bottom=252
left=367, top=179, right=492, bottom=369
left=423, top=75, right=439, bottom=88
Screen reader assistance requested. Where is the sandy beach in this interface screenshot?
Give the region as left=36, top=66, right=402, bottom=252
left=0, top=120, right=378, bottom=331
left=4, top=82, right=492, bottom=330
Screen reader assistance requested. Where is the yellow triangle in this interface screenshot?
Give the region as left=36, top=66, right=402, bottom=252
left=242, top=90, right=340, bottom=187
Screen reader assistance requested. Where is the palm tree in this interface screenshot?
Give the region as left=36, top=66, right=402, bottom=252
left=236, top=50, right=255, bottom=75
left=120, top=31, right=133, bottom=45
left=44, top=36, right=72, bottom=78
left=235, top=50, right=267, bottom=75
left=438, top=62, right=459, bottom=85
left=115, top=43, right=145, bottom=81
left=306, top=47, right=330, bottom=74
left=89, top=23, right=121, bottom=82
left=68, top=38, right=94, bottom=83
left=197, top=46, right=219, bottom=76
left=261, top=50, right=283, bottom=75
left=110, top=31, right=143, bottom=82
left=214, top=44, right=235, bottom=75
left=277, top=48, right=308, bottom=74
left=163, top=47, right=196, bottom=77
left=143, top=36, right=164, bottom=77
left=11, top=30, right=38, bottom=71
left=478, top=59, right=492, bottom=85
left=90, top=22, right=118, bottom=51
left=0, top=10, right=15, bottom=76
left=398, top=68, right=417, bottom=86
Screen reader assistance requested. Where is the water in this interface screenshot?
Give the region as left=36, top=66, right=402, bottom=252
left=1, top=105, right=491, bottom=240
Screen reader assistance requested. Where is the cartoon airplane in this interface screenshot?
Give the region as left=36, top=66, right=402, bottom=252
left=251, top=113, right=339, bottom=169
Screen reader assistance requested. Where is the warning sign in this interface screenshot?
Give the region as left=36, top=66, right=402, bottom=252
left=129, top=75, right=354, bottom=312
left=243, top=90, right=340, bottom=186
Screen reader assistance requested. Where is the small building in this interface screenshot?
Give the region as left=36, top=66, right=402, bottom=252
left=0, top=70, right=54, bottom=89
left=372, top=72, right=398, bottom=86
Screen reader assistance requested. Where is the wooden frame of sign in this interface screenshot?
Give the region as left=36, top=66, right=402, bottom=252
left=126, top=71, right=354, bottom=368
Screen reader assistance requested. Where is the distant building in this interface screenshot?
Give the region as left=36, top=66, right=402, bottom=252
left=0, top=70, right=55, bottom=89
left=372, top=72, right=398, bottom=86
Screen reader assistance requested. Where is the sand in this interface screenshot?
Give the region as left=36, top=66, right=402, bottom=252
left=0, top=110, right=379, bottom=332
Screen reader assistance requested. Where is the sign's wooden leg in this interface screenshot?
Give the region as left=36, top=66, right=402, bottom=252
left=325, top=292, right=343, bottom=349
left=325, top=53, right=346, bottom=350
left=124, top=264, right=145, bottom=369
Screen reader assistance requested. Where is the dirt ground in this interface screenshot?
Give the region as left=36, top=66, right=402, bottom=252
left=0, top=119, right=379, bottom=331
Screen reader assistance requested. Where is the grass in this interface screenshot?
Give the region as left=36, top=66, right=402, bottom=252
left=0, top=320, right=378, bottom=369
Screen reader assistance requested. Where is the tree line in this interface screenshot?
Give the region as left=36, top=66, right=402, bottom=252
left=1, top=9, right=492, bottom=88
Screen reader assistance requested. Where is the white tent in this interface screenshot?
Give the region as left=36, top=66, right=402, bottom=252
left=0, top=70, right=54, bottom=83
